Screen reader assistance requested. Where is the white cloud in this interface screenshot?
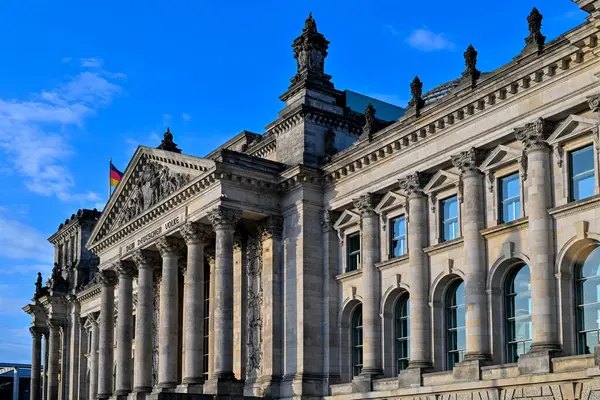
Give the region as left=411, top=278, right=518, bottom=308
left=0, top=60, right=124, bottom=201
left=182, top=112, right=191, bottom=122
left=405, top=28, right=455, bottom=52
left=0, top=211, right=53, bottom=264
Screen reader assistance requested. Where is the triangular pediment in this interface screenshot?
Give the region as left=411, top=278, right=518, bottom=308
left=424, top=170, right=459, bottom=193
left=548, top=115, right=598, bottom=145
left=87, top=146, right=215, bottom=250
left=333, top=210, right=360, bottom=231
left=375, top=191, right=406, bottom=214
left=480, top=145, right=522, bottom=172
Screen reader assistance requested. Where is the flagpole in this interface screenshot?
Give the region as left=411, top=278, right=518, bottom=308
left=109, top=157, right=112, bottom=199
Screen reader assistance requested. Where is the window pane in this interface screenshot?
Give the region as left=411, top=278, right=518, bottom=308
left=352, top=305, right=363, bottom=376
left=501, top=174, right=520, bottom=199
left=570, top=146, right=595, bottom=201
left=579, top=330, right=599, bottom=355
left=505, top=265, right=532, bottom=362
left=392, top=217, right=406, bottom=237
left=581, top=247, right=600, bottom=278
left=573, top=175, right=595, bottom=201
left=441, top=196, right=459, bottom=242
left=348, top=234, right=360, bottom=253
left=572, top=146, right=595, bottom=176
left=443, top=196, right=458, bottom=219
left=446, top=280, right=465, bottom=370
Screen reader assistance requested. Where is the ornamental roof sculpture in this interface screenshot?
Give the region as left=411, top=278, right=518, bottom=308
left=157, top=127, right=182, bottom=153
left=523, top=7, right=546, bottom=54
left=290, top=12, right=332, bottom=88
left=461, top=44, right=481, bottom=87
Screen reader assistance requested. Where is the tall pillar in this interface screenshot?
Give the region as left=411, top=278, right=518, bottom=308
left=132, top=251, right=155, bottom=393
left=205, top=206, right=242, bottom=391
left=42, top=332, right=49, bottom=400
left=68, top=296, right=81, bottom=400
left=77, top=319, right=89, bottom=400
left=452, top=148, right=491, bottom=363
left=156, top=236, right=183, bottom=389
left=46, top=320, right=62, bottom=400
left=88, top=315, right=99, bottom=400
left=515, top=119, right=561, bottom=369
left=180, top=222, right=210, bottom=388
left=353, top=194, right=383, bottom=382
left=115, top=261, right=136, bottom=397
left=399, top=173, right=432, bottom=371
left=29, top=327, right=43, bottom=400
left=96, top=270, right=118, bottom=399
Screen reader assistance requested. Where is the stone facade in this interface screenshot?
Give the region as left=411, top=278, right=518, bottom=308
left=22, top=2, right=600, bottom=399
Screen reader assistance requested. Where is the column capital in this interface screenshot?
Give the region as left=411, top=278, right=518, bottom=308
left=180, top=222, right=211, bottom=245
left=322, top=209, right=340, bottom=232
left=29, top=326, right=45, bottom=338
left=260, top=216, right=284, bottom=239
left=514, top=117, right=553, bottom=153
left=116, top=261, right=137, bottom=278
left=47, top=318, right=65, bottom=330
left=588, top=93, right=600, bottom=114
left=207, top=206, right=242, bottom=230
left=132, top=250, right=159, bottom=270
left=156, top=236, right=184, bottom=257
left=96, top=270, right=118, bottom=287
left=399, top=172, right=428, bottom=198
left=353, top=193, right=382, bottom=217
left=451, top=147, right=485, bottom=177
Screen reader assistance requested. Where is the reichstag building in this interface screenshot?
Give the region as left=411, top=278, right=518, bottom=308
left=23, top=1, right=600, bottom=399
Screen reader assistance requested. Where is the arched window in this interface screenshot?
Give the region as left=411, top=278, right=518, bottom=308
left=576, top=246, right=600, bottom=354
left=351, top=304, right=363, bottom=376
left=395, top=295, right=410, bottom=373
left=446, top=280, right=465, bottom=370
left=505, top=264, right=532, bottom=362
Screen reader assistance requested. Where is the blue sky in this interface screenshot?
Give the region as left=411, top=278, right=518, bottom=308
left=0, top=0, right=585, bottom=363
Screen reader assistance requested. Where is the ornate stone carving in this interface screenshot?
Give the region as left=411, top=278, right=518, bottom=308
left=156, top=236, right=183, bottom=257
left=132, top=250, right=158, bottom=270
left=47, top=318, right=65, bottom=330
left=523, top=7, right=546, bottom=54
left=587, top=93, right=600, bottom=114
left=451, top=147, right=486, bottom=176
left=353, top=193, right=382, bottom=217
left=514, top=118, right=553, bottom=152
left=116, top=261, right=136, bottom=278
left=207, top=206, right=242, bottom=230
left=323, top=129, right=337, bottom=162
left=290, top=13, right=331, bottom=87
left=462, top=45, right=481, bottom=86
left=96, top=270, right=118, bottom=287
left=48, top=262, right=68, bottom=293
left=361, top=103, right=377, bottom=142
left=152, top=277, right=160, bottom=386
left=35, top=272, right=43, bottom=295
left=322, top=209, right=340, bottom=232
left=246, top=230, right=263, bottom=376
left=399, top=172, right=428, bottom=197
left=29, top=326, right=45, bottom=338
left=260, top=216, right=284, bottom=240
left=180, top=222, right=211, bottom=245
left=156, top=127, right=182, bottom=153
left=408, top=76, right=425, bottom=116
left=117, top=161, right=191, bottom=227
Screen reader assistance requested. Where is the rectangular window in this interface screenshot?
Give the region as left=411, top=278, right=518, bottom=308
left=570, top=145, right=595, bottom=201
left=499, top=173, right=521, bottom=223
left=390, top=216, right=407, bottom=258
left=347, top=233, right=360, bottom=272
left=441, top=196, right=459, bottom=242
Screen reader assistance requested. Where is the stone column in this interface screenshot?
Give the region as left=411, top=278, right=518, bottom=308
left=29, top=327, right=43, bottom=400
left=452, top=149, right=491, bottom=364
left=156, top=236, right=183, bottom=389
left=132, top=250, right=155, bottom=393
left=88, top=315, right=99, bottom=400
left=46, top=320, right=62, bottom=400
left=515, top=119, right=561, bottom=370
left=42, top=332, right=48, bottom=400
left=96, top=270, right=118, bottom=399
left=399, top=173, right=432, bottom=372
left=206, top=206, right=242, bottom=384
left=77, top=320, right=89, bottom=400
left=353, top=193, right=383, bottom=382
left=67, top=296, right=81, bottom=400
left=180, top=222, right=210, bottom=388
left=115, top=261, right=136, bottom=397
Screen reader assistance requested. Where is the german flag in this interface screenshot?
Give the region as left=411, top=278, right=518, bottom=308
left=110, top=161, right=123, bottom=187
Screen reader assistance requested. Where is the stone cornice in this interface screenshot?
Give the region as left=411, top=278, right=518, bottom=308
left=321, top=23, right=599, bottom=186
left=76, top=284, right=101, bottom=304
left=549, top=194, right=600, bottom=218
left=481, top=217, right=529, bottom=239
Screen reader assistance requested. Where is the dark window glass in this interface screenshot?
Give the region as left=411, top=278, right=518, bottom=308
left=570, top=145, right=595, bottom=201
left=352, top=304, right=363, bottom=376
left=390, top=216, right=407, bottom=258
left=347, top=233, right=361, bottom=272
left=441, top=196, right=459, bottom=242
left=446, top=280, right=466, bottom=370
left=576, top=247, right=600, bottom=355
left=500, top=173, right=521, bottom=223
left=395, top=295, right=410, bottom=373
left=505, top=265, right=532, bottom=363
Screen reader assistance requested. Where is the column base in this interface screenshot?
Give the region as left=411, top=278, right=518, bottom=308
left=97, top=393, right=112, bottom=400
left=110, top=394, right=131, bottom=400
left=203, top=376, right=244, bottom=396
left=518, top=344, right=562, bottom=375
left=128, top=391, right=150, bottom=400
left=453, top=358, right=490, bottom=381
left=398, top=366, right=430, bottom=388
left=243, top=375, right=281, bottom=398
left=351, top=369, right=381, bottom=394
left=175, top=382, right=204, bottom=394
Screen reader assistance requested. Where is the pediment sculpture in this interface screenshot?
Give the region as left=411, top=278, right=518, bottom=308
left=117, top=161, right=191, bottom=227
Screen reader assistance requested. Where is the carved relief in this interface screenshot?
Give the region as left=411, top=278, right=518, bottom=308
left=116, top=161, right=191, bottom=228
left=246, top=230, right=263, bottom=377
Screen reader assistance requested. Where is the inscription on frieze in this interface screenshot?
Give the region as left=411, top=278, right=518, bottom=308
left=120, top=213, right=186, bottom=256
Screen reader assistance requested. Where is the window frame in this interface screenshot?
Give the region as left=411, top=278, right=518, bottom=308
left=568, top=144, right=596, bottom=202
left=351, top=304, right=363, bottom=377
left=394, top=294, right=410, bottom=374
left=346, top=232, right=361, bottom=272
left=440, top=195, right=460, bottom=243
left=498, top=172, right=522, bottom=224
left=389, top=215, right=407, bottom=259
left=445, top=279, right=466, bottom=370
left=504, top=264, right=532, bottom=363
left=575, top=245, right=600, bottom=355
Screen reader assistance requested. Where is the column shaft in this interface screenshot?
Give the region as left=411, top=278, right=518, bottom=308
left=46, top=322, right=61, bottom=400
left=77, top=323, right=89, bottom=400
left=89, top=319, right=99, bottom=400
left=133, top=252, right=154, bottom=393
left=116, top=263, right=135, bottom=395
left=42, top=333, right=48, bottom=400
left=29, top=328, right=42, bottom=400
left=97, top=271, right=117, bottom=399
left=68, top=299, right=81, bottom=400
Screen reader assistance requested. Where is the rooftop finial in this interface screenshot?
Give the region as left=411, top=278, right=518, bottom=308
left=304, top=12, right=317, bottom=33
left=523, top=7, right=545, bottom=54
left=461, top=44, right=481, bottom=87
left=408, top=76, right=425, bottom=117
left=157, top=127, right=182, bottom=153
left=361, top=103, right=377, bottom=142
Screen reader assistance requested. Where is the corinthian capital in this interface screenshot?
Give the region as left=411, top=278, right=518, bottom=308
left=451, top=147, right=485, bottom=176
left=180, top=222, right=212, bottom=245
left=156, top=236, right=183, bottom=257
left=261, top=216, right=284, bottom=239
left=29, top=326, right=45, bottom=338
left=514, top=118, right=553, bottom=153
left=353, top=193, right=382, bottom=217
left=207, top=206, right=242, bottom=230
left=132, top=250, right=159, bottom=270
left=399, top=172, right=428, bottom=197
left=96, top=270, right=118, bottom=287
left=588, top=93, right=600, bottom=115
left=115, top=260, right=136, bottom=278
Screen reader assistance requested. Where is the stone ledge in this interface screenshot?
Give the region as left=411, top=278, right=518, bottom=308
left=549, top=194, right=600, bottom=218
left=375, top=254, right=409, bottom=271
left=424, top=237, right=464, bottom=255
left=335, top=269, right=362, bottom=282
left=481, top=217, right=528, bottom=238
